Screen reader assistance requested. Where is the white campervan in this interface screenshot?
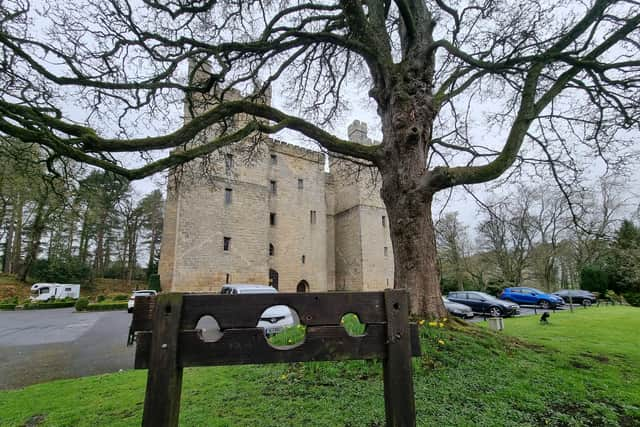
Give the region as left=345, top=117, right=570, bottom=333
left=30, top=283, right=81, bottom=302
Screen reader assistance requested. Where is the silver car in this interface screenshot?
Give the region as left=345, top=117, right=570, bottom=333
left=442, top=296, right=474, bottom=319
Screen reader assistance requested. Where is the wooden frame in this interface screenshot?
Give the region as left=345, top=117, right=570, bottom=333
left=132, top=290, right=421, bottom=427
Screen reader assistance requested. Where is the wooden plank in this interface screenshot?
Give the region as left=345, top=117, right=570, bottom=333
left=382, top=289, right=416, bottom=427
left=134, top=323, right=421, bottom=368
left=142, top=293, right=184, bottom=427
left=131, top=296, right=156, bottom=332
left=179, top=292, right=387, bottom=329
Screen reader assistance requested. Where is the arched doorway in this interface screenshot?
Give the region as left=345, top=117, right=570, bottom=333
left=269, top=269, right=279, bottom=290
left=296, top=280, right=309, bottom=293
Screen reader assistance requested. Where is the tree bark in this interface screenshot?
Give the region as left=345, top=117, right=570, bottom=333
left=11, top=194, right=23, bottom=273
left=18, top=198, right=47, bottom=282
left=381, top=188, right=447, bottom=318
left=3, top=206, right=14, bottom=273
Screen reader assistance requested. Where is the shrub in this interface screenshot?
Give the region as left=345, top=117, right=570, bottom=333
left=0, top=303, right=16, bottom=310
left=23, top=301, right=75, bottom=310
left=75, top=297, right=89, bottom=311
left=580, top=264, right=610, bottom=294
left=623, top=292, right=640, bottom=307
left=148, top=274, right=161, bottom=292
left=112, top=294, right=128, bottom=301
left=86, top=302, right=128, bottom=311
left=96, top=295, right=106, bottom=302
left=605, top=290, right=624, bottom=304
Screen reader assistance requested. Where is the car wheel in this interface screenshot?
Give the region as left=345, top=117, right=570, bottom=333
left=538, top=300, right=551, bottom=309
left=582, top=299, right=592, bottom=307
left=488, top=306, right=503, bottom=317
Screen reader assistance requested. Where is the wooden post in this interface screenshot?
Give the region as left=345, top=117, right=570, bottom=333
left=382, top=289, right=416, bottom=427
left=142, top=293, right=184, bottom=427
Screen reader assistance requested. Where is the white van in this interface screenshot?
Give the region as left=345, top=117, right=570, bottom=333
left=219, top=284, right=298, bottom=336
left=30, top=283, right=81, bottom=302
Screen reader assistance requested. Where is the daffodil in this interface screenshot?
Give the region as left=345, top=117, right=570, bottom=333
left=438, top=339, right=445, bottom=345
left=418, top=319, right=425, bottom=326
left=438, top=322, right=444, bottom=328
left=428, top=321, right=437, bottom=327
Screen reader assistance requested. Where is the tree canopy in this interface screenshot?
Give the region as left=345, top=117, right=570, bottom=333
left=1, top=0, right=638, bottom=315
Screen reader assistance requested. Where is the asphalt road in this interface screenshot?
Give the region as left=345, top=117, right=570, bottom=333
left=0, top=308, right=134, bottom=390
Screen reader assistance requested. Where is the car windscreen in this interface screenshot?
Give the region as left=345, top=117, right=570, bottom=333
left=237, top=289, right=277, bottom=294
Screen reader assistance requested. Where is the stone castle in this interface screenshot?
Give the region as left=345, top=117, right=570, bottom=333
left=159, top=79, right=393, bottom=293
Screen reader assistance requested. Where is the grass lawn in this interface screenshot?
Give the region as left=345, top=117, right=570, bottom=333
left=0, top=306, right=638, bottom=426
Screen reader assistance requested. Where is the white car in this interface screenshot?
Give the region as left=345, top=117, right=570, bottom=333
left=128, top=290, right=158, bottom=313
left=220, top=284, right=298, bottom=336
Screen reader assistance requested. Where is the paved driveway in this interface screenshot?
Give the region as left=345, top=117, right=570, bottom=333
left=0, top=308, right=134, bottom=390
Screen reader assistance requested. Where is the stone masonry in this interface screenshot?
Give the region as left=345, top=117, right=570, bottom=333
left=158, top=75, right=393, bottom=293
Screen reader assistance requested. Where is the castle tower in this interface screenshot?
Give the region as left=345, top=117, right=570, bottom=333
left=331, top=121, right=394, bottom=291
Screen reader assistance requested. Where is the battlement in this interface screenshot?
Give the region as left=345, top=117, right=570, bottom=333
left=347, top=120, right=373, bottom=145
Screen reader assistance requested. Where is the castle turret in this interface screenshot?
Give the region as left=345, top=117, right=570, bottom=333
left=347, top=120, right=372, bottom=145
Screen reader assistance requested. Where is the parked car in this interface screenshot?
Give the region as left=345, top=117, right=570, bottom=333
left=500, top=287, right=565, bottom=309
left=128, top=290, right=158, bottom=313
left=220, top=284, right=298, bottom=336
left=552, top=289, right=597, bottom=306
left=447, top=291, right=520, bottom=317
left=442, top=296, right=474, bottom=319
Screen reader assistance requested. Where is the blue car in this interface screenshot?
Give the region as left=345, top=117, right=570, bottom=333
left=499, top=287, right=564, bottom=309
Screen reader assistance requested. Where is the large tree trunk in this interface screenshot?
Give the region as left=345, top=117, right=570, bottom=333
left=375, top=22, right=448, bottom=318
left=382, top=189, right=447, bottom=318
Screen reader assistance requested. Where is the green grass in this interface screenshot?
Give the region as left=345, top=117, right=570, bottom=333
left=0, top=306, right=638, bottom=426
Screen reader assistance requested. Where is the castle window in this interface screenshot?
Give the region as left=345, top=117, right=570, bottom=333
left=298, top=178, right=304, bottom=190
left=310, top=210, right=316, bottom=224
left=384, top=246, right=388, bottom=256
left=270, top=212, right=276, bottom=226
left=269, top=243, right=274, bottom=256
left=270, top=154, right=277, bottom=165
left=224, top=188, right=233, bottom=204
left=226, top=273, right=230, bottom=284
left=225, top=154, right=233, bottom=172
left=270, top=180, right=277, bottom=194
left=223, top=237, right=231, bottom=251
left=301, top=255, right=306, bottom=264
left=382, top=216, right=386, bottom=227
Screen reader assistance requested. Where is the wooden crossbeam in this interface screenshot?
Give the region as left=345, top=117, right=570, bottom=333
left=133, top=290, right=420, bottom=427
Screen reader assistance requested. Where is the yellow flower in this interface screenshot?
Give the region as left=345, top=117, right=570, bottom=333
left=418, top=319, right=425, bottom=326
left=287, top=339, right=293, bottom=344
left=280, top=374, right=287, bottom=380
left=438, top=339, right=445, bottom=345
left=428, top=321, right=438, bottom=327
left=443, top=318, right=448, bottom=322
left=438, top=322, right=444, bottom=328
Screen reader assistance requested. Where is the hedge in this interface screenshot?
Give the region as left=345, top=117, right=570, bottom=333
left=22, top=301, right=76, bottom=310
left=0, top=303, right=16, bottom=310
left=86, top=302, right=128, bottom=311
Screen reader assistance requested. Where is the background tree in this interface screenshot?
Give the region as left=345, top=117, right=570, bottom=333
left=436, top=212, right=469, bottom=291
left=137, top=190, right=164, bottom=279
left=1, top=1, right=638, bottom=315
